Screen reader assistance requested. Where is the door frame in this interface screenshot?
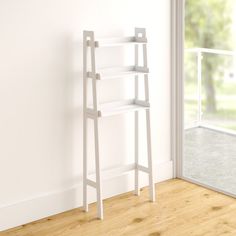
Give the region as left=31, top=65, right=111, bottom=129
left=171, top=0, right=236, bottom=198
left=171, top=0, right=185, bottom=179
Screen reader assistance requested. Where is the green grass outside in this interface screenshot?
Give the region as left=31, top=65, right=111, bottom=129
left=185, top=80, right=236, bottom=130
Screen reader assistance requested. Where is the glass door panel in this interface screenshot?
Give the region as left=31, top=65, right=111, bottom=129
left=183, top=0, right=236, bottom=196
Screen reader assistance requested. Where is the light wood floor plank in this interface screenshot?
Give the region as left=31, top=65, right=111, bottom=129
left=1, top=179, right=236, bottom=236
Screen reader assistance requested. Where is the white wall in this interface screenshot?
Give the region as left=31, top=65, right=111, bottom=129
left=0, top=0, right=171, bottom=231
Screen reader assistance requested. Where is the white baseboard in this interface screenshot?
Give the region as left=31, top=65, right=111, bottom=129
left=0, top=160, right=173, bottom=231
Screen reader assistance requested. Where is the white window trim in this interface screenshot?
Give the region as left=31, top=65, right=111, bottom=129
left=171, top=0, right=185, bottom=178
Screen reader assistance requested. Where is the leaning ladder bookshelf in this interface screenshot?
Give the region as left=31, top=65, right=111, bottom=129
left=83, top=28, right=155, bottom=219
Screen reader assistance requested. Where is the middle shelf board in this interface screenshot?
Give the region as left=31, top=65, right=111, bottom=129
left=86, top=99, right=150, bottom=118
left=87, top=66, right=149, bottom=80
left=87, top=36, right=147, bottom=48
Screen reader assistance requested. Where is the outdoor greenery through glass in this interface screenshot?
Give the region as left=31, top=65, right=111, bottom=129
left=185, top=0, right=236, bottom=131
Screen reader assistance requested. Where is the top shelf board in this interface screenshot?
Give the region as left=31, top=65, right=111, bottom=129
left=87, top=37, right=147, bottom=48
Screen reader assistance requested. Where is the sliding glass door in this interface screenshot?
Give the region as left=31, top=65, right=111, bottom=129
left=183, top=0, right=236, bottom=196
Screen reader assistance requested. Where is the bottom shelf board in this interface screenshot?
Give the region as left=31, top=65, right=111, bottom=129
left=87, top=100, right=150, bottom=118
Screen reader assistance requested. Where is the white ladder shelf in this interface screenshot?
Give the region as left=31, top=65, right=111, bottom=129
left=83, top=28, right=155, bottom=219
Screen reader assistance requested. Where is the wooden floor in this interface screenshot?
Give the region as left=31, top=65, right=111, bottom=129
left=1, top=179, right=236, bottom=236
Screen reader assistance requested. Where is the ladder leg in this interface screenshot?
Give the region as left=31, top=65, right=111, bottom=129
left=88, top=30, right=103, bottom=219
left=134, top=34, right=139, bottom=195
left=137, top=27, right=155, bottom=202
left=83, top=31, right=88, bottom=212
left=146, top=109, right=155, bottom=202
left=134, top=111, right=140, bottom=195
left=83, top=115, right=88, bottom=211
left=94, top=118, right=103, bottom=219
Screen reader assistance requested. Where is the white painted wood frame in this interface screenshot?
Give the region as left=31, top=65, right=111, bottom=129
left=171, top=0, right=185, bottom=179
left=83, top=28, right=155, bottom=220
